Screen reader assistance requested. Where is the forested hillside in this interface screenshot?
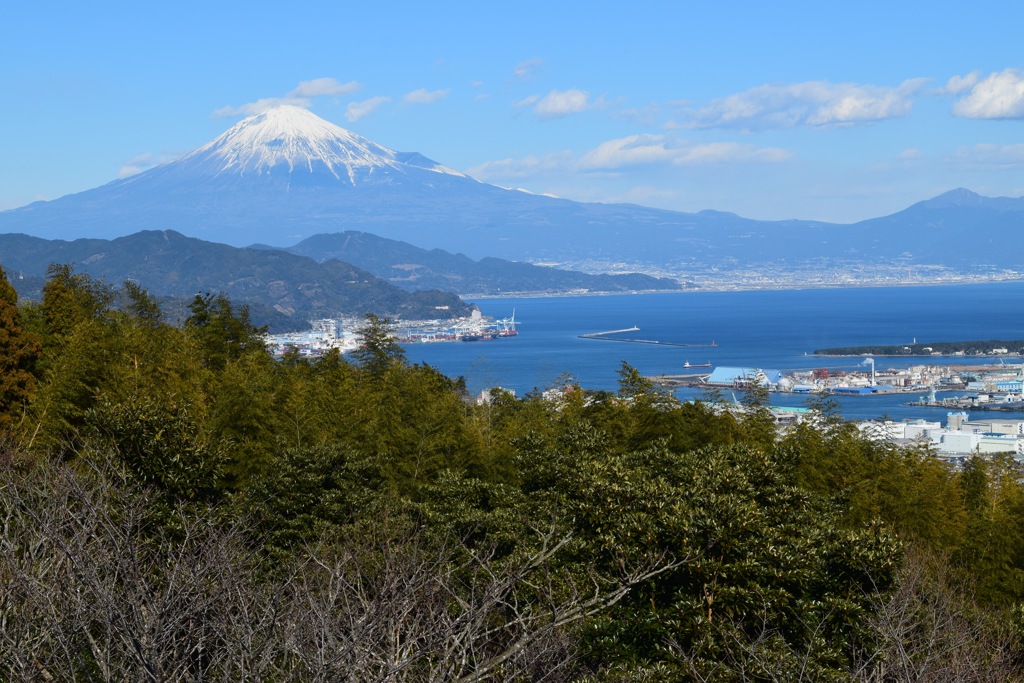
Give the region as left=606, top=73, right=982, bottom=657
left=2, top=263, right=1023, bottom=681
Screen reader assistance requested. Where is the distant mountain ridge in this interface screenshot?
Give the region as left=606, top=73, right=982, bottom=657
left=0, top=106, right=1022, bottom=276
left=0, top=230, right=473, bottom=329
left=842, top=188, right=1024, bottom=266
left=278, top=232, right=682, bottom=294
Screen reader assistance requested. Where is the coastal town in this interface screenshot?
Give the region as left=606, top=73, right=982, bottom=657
left=269, top=314, right=1024, bottom=461
left=650, top=357, right=1024, bottom=460
left=265, top=310, right=519, bottom=358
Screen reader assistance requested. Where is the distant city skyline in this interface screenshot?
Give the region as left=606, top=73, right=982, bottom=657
left=5, top=0, right=1024, bottom=225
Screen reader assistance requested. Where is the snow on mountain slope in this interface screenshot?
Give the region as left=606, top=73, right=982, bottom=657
left=181, top=105, right=466, bottom=182
left=9, top=105, right=1015, bottom=273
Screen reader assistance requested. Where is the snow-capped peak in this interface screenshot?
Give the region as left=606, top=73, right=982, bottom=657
left=183, top=105, right=464, bottom=182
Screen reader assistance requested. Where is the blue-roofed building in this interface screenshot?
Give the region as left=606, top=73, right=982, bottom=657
left=832, top=386, right=874, bottom=395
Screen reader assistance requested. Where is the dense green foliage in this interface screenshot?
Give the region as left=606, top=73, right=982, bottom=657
left=0, top=265, right=39, bottom=430
left=2, top=265, right=1024, bottom=680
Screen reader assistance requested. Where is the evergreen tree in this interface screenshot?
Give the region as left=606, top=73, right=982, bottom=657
left=0, top=265, right=40, bottom=431
left=29, top=265, right=116, bottom=451
left=351, top=313, right=405, bottom=376
left=40, top=263, right=112, bottom=342
left=185, top=292, right=266, bottom=371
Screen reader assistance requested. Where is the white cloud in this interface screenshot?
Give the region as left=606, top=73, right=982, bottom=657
left=288, top=78, right=361, bottom=98
left=513, top=58, right=542, bottom=80
left=515, top=89, right=594, bottom=120
left=951, top=69, right=1024, bottom=119
left=467, top=151, right=574, bottom=180
left=118, top=165, right=146, bottom=178
left=579, top=135, right=678, bottom=168
left=403, top=88, right=451, bottom=104
left=346, top=96, right=391, bottom=122
left=468, top=135, right=790, bottom=187
left=214, top=78, right=362, bottom=118
left=687, top=78, right=926, bottom=129
left=213, top=97, right=309, bottom=118
left=944, top=72, right=979, bottom=95
left=578, top=134, right=792, bottom=170
left=118, top=151, right=177, bottom=178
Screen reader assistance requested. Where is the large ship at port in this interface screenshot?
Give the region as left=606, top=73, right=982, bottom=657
left=459, top=311, right=518, bottom=341
left=395, top=310, right=519, bottom=344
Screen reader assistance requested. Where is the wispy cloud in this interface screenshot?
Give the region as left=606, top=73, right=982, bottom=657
left=681, top=79, right=927, bottom=130
left=467, top=151, right=575, bottom=180
left=468, top=134, right=790, bottom=186
left=289, top=77, right=361, bottom=98
left=943, top=72, right=979, bottom=95
left=213, top=97, right=309, bottom=118
left=513, top=58, right=542, bottom=80
left=213, top=78, right=363, bottom=118
left=515, top=88, right=596, bottom=120
left=346, top=96, right=391, bottom=122
left=954, top=143, right=1024, bottom=166
left=578, top=134, right=792, bottom=169
left=118, top=152, right=177, bottom=178
left=950, top=69, right=1024, bottom=119
left=403, top=88, right=451, bottom=105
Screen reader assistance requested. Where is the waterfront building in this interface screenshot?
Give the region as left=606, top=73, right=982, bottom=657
left=705, top=367, right=784, bottom=389
left=857, top=411, right=1024, bottom=457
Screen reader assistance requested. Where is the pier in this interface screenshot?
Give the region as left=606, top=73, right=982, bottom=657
left=579, top=326, right=640, bottom=338
left=579, top=326, right=716, bottom=347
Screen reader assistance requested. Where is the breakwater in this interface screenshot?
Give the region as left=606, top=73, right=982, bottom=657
left=580, top=327, right=715, bottom=347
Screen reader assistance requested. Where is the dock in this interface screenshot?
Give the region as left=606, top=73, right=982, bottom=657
left=579, top=326, right=640, bottom=339
left=579, top=326, right=716, bottom=347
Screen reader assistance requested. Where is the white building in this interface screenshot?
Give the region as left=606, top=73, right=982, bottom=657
left=857, top=412, right=1024, bottom=456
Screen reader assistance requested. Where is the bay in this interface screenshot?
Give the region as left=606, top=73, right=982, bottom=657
left=403, top=282, right=1024, bottom=423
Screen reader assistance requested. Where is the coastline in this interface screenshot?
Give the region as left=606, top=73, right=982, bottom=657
left=463, top=275, right=1024, bottom=300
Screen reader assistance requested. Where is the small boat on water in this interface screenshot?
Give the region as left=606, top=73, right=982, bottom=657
left=684, top=361, right=713, bottom=369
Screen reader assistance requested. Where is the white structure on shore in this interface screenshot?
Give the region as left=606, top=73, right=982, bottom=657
left=857, top=411, right=1024, bottom=457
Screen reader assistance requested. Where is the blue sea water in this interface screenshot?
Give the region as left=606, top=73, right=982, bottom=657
left=403, top=283, right=1024, bottom=422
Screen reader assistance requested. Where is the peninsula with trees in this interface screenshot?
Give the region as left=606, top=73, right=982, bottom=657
left=815, top=339, right=1024, bottom=356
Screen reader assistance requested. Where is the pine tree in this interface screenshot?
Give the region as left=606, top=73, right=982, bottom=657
left=351, top=313, right=406, bottom=377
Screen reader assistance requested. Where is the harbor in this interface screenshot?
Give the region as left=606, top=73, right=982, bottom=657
left=397, top=310, right=519, bottom=343
left=651, top=360, right=1024, bottom=412
left=266, top=309, right=520, bottom=358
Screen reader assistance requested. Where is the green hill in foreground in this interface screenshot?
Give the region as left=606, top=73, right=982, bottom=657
left=2, top=262, right=1023, bottom=679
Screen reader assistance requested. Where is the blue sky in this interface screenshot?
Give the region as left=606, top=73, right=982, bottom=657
left=4, top=1, right=1024, bottom=223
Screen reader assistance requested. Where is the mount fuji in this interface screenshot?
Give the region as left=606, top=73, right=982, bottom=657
left=2, top=106, right=646, bottom=262
left=2, top=106, right=1024, bottom=276
left=0, top=106, right=818, bottom=269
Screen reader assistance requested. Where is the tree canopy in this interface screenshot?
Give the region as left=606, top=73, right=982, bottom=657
left=1, top=263, right=1022, bottom=680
